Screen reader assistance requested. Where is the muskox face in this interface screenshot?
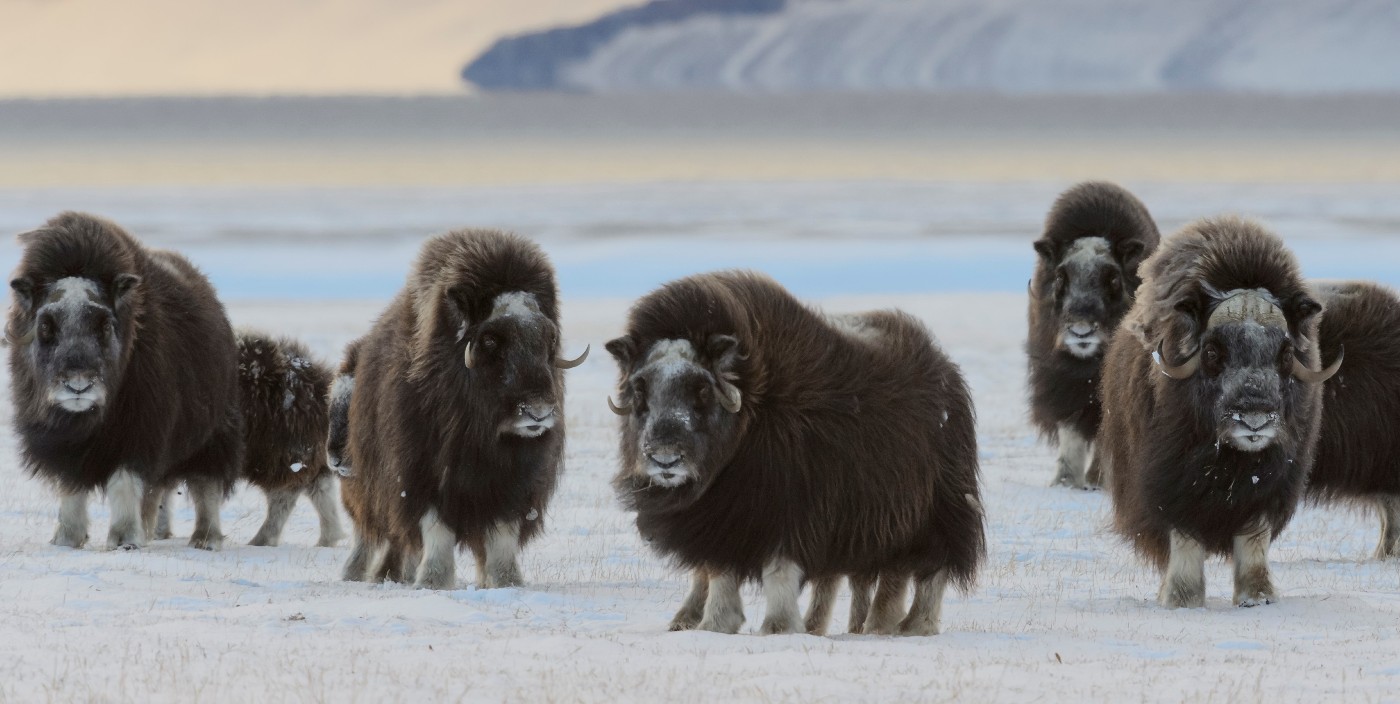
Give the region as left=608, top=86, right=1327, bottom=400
left=1153, top=288, right=1337, bottom=453
left=1034, top=236, right=1143, bottom=359
left=605, top=335, right=743, bottom=500
left=462, top=292, right=586, bottom=439
left=8, top=275, right=137, bottom=417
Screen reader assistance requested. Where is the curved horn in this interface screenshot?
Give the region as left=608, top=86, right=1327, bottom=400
left=1292, top=345, right=1343, bottom=384
left=463, top=341, right=476, bottom=369
left=555, top=344, right=590, bottom=369
left=716, top=379, right=742, bottom=414
left=1153, top=341, right=1201, bottom=380
left=607, top=396, right=631, bottom=416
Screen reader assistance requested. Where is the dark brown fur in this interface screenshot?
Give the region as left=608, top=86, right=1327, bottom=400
left=338, top=229, right=566, bottom=585
left=1102, top=217, right=1323, bottom=568
left=611, top=271, right=985, bottom=589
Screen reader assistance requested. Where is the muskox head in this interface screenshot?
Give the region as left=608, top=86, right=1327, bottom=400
left=605, top=334, right=744, bottom=504
left=452, top=291, right=587, bottom=439
left=7, top=273, right=139, bottom=419
left=1033, top=236, right=1145, bottom=358
left=1153, top=287, right=1340, bottom=453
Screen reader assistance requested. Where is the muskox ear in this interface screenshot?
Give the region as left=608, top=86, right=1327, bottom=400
left=706, top=334, right=743, bottom=371
left=1033, top=238, right=1058, bottom=262
left=1114, top=240, right=1146, bottom=266
left=9, top=278, right=34, bottom=312
left=1283, top=293, right=1323, bottom=347
left=445, top=285, right=477, bottom=326
left=605, top=335, right=638, bottom=367
left=112, top=274, right=141, bottom=301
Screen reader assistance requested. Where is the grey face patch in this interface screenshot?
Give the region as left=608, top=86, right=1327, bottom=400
left=1054, top=238, right=1118, bottom=359
left=35, top=277, right=113, bottom=413
left=632, top=339, right=707, bottom=487
left=490, top=291, right=543, bottom=321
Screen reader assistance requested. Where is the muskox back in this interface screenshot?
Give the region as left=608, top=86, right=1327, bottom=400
left=6, top=212, right=241, bottom=550
left=1027, top=181, right=1159, bottom=488
left=608, top=271, right=983, bottom=635
left=1309, top=281, right=1400, bottom=558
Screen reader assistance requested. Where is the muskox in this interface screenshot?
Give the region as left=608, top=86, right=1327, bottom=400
left=1101, top=217, right=1339, bottom=608
left=234, top=330, right=345, bottom=547
left=1028, top=181, right=1159, bottom=488
left=337, top=229, right=587, bottom=588
left=606, top=271, right=984, bottom=635
left=6, top=212, right=241, bottom=550
left=1307, top=280, right=1400, bottom=559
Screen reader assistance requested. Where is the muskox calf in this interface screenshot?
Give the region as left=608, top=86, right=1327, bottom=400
left=6, top=213, right=240, bottom=550
left=337, top=229, right=587, bottom=588
left=1308, top=280, right=1400, bottom=559
left=607, top=271, right=984, bottom=635
left=235, top=331, right=345, bottom=547
left=1102, top=217, right=1339, bottom=608
left=1028, top=181, right=1159, bottom=488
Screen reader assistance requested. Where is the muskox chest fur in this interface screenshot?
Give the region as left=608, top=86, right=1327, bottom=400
left=6, top=212, right=241, bottom=551
left=609, top=271, right=984, bottom=635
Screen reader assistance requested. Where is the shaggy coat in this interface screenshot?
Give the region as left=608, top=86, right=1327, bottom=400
left=235, top=331, right=344, bottom=547
left=1308, top=281, right=1400, bottom=558
left=1102, top=217, right=1329, bottom=606
left=1027, top=181, right=1159, bottom=487
left=338, top=229, right=573, bottom=589
left=609, top=271, right=984, bottom=635
left=6, top=212, right=241, bottom=550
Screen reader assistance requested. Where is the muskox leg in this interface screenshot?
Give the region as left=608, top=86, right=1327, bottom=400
left=1232, top=523, right=1277, bottom=607
left=307, top=472, right=347, bottom=547
left=187, top=478, right=225, bottom=551
left=481, top=520, right=524, bottom=588
left=414, top=508, right=458, bottom=590
left=759, top=558, right=805, bottom=635
left=696, top=571, right=745, bottom=634
left=52, top=490, right=90, bottom=549
left=105, top=468, right=147, bottom=550
left=154, top=488, right=176, bottom=540
left=1051, top=422, right=1092, bottom=489
left=1084, top=452, right=1108, bottom=489
left=248, top=488, right=299, bottom=547
left=863, top=572, right=909, bottom=635
left=804, top=576, right=839, bottom=636
left=1159, top=529, right=1207, bottom=609
left=342, top=532, right=383, bottom=582
left=848, top=574, right=876, bottom=634
left=669, top=569, right=710, bottom=631
left=1374, top=495, right=1400, bottom=560
left=898, top=569, right=951, bottom=636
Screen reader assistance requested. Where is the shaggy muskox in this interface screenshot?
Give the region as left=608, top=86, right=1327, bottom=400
left=1308, top=280, right=1400, bottom=559
left=607, top=271, right=984, bottom=635
left=1028, top=181, right=1160, bottom=488
left=1101, top=217, right=1340, bottom=608
left=234, top=330, right=345, bottom=547
left=337, top=229, right=587, bottom=588
left=6, top=212, right=241, bottom=550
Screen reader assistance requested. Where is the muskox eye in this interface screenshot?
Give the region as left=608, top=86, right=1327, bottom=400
left=37, top=319, right=55, bottom=344
left=1054, top=270, right=1068, bottom=299
left=1204, top=344, right=1222, bottom=373
left=1105, top=272, right=1121, bottom=295
left=482, top=335, right=499, bottom=351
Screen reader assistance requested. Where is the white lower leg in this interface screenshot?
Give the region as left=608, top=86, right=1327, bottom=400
left=863, top=572, right=909, bottom=635
left=482, top=519, right=523, bottom=588
left=105, top=469, right=146, bottom=550
left=898, top=569, right=950, bottom=636
left=1159, top=529, right=1207, bottom=608
left=52, top=491, right=89, bottom=548
left=1375, top=495, right=1400, bottom=560
left=414, top=508, right=458, bottom=590
left=187, top=480, right=225, bottom=551
left=1233, top=523, right=1277, bottom=607
left=153, top=488, right=175, bottom=539
left=804, top=576, right=839, bottom=635
left=759, top=558, right=804, bottom=635
left=1052, top=422, right=1092, bottom=488
left=697, top=571, right=745, bottom=634
left=848, top=574, right=875, bottom=634
left=249, top=489, right=299, bottom=547
left=308, top=473, right=346, bottom=547
left=669, top=569, right=710, bottom=631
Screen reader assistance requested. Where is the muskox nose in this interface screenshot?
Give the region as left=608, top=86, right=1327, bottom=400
left=647, top=451, right=684, bottom=469
left=63, top=376, right=94, bottom=394
left=1068, top=322, right=1098, bottom=338
left=1236, top=412, right=1277, bottom=432
left=521, top=404, right=555, bottom=422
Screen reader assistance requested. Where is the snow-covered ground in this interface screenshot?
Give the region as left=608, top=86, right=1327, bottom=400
left=1, top=183, right=1398, bottom=701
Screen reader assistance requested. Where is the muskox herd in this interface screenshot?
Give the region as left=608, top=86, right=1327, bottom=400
left=4, top=192, right=1398, bottom=636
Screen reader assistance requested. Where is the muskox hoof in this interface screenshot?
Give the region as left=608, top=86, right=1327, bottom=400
left=316, top=529, right=348, bottom=548
left=247, top=532, right=278, bottom=548
left=1234, top=588, right=1277, bottom=608
left=1157, top=585, right=1205, bottom=610
left=897, top=620, right=940, bottom=637
left=52, top=528, right=89, bottom=549
left=483, top=563, right=524, bottom=589
left=106, top=527, right=147, bottom=551
left=668, top=611, right=702, bottom=631
left=759, top=615, right=803, bottom=636
left=154, top=527, right=174, bottom=540
left=414, top=574, right=457, bottom=591
left=189, top=530, right=224, bottom=551
left=696, top=616, right=743, bottom=635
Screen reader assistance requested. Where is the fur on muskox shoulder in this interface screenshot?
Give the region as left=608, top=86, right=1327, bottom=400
left=339, top=228, right=568, bottom=586
left=6, top=212, right=242, bottom=549
left=610, top=270, right=985, bottom=590
left=1101, top=217, right=1326, bottom=568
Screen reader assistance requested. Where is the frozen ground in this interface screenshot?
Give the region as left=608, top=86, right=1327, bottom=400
left=0, top=183, right=1398, bottom=702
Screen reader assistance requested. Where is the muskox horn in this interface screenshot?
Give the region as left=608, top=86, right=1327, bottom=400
left=1292, top=345, right=1343, bottom=384
left=716, top=379, right=742, bottom=414
left=607, top=396, right=631, bottom=415
left=1153, top=341, right=1201, bottom=380
left=463, top=341, right=476, bottom=369
left=555, top=344, right=590, bottom=369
